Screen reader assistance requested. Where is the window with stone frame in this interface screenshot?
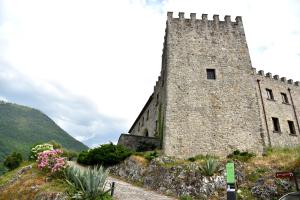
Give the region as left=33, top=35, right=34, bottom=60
left=281, top=93, right=289, bottom=104
left=272, top=117, right=281, bottom=133
left=288, top=120, right=296, bottom=135
left=266, top=89, right=274, bottom=100
left=206, top=69, right=216, bottom=80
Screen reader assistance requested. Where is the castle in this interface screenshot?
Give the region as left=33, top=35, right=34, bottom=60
left=118, top=12, right=300, bottom=158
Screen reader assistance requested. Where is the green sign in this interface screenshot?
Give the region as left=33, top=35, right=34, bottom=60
left=226, top=162, right=235, bottom=184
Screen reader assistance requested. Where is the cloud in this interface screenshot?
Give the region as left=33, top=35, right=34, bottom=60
left=0, top=61, right=126, bottom=146
left=0, top=0, right=299, bottom=147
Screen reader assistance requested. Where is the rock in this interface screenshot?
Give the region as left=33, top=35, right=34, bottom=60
left=251, top=178, right=278, bottom=200
left=34, top=192, right=68, bottom=200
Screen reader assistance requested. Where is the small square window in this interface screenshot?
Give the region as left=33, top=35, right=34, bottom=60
left=266, top=89, right=274, bottom=100
left=207, top=69, right=216, bottom=80
left=288, top=120, right=296, bottom=135
left=281, top=93, right=289, bottom=104
left=272, top=117, right=281, bottom=132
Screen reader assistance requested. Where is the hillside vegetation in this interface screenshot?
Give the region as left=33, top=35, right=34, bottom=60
left=0, top=101, right=88, bottom=163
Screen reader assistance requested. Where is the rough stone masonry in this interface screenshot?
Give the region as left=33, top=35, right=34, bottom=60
left=118, top=12, right=300, bottom=158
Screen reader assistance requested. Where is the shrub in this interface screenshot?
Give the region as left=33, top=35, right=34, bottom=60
left=37, top=149, right=66, bottom=173
left=30, top=143, right=54, bottom=160
left=188, top=157, right=196, bottom=162
left=199, top=158, right=219, bottom=176
left=3, top=152, right=23, bottom=170
left=77, top=143, right=132, bottom=167
left=65, top=165, right=111, bottom=200
left=227, top=150, right=255, bottom=162
left=77, top=150, right=90, bottom=165
left=144, top=151, right=159, bottom=161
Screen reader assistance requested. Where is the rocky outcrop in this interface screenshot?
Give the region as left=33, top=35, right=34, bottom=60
left=109, top=156, right=227, bottom=199
left=109, top=156, right=298, bottom=199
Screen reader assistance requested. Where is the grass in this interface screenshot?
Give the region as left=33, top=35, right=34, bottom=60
left=0, top=161, right=33, bottom=185
left=0, top=162, right=70, bottom=200
left=251, top=146, right=300, bottom=170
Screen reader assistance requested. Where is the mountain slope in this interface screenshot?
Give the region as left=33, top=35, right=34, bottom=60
left=0, top=101, right=88, bottom=162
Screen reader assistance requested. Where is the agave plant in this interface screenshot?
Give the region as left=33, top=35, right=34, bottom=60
left=65, top=165, right=111, bottom=200
left=199, top=158, right=219, bottom=176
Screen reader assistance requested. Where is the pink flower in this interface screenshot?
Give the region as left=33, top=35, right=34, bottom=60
left=36, top=149, right=66, bottom=173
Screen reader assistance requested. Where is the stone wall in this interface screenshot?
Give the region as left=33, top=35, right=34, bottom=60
left=162, top=12, right=264, bottom=158
left=118, top=134, right=161, bottom=151
left=254, top=70, right=300, bottom=148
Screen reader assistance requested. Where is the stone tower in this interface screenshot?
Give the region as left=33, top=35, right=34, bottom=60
left=161, top=12, right=263, bottom=157
left=119, top=12, right=300, bottom=158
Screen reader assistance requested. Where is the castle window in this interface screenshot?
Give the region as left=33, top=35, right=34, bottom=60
left=288, top=120, right=296, bottom=135
left=142, top=117, right=144, bottom=126
left=156, top=94, right=159, bottom=106
left=272, top=117, right=281, bottom=133
left=206, top=69, right=216, bottom=80
left=138, top=122, right=140, bottom=132
left=266, top=89, right=274, bottom=100
left=146, top=110, right=149, bottom=120
left=281, top=93, right=289, bottom=104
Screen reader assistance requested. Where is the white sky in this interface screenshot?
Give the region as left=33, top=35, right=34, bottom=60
left=0, top=0, right=300, bottom=147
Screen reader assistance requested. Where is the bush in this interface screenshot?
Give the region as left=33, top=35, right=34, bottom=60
left=144, top=151, right=159, bottom=161
left=227, top=150, right=255, bottom=162
left=188, top=157, right=196, bottom=162
left=199, top=158, right=219, bottom=176
left=65, top=165, right=111, bottom=200
left=77, top=150, right=90, bottom=165
left=77, top=143, right=132, bottom=167
left=37, top=149, right=66, bottom=173
left=30, top=143, right=54, bottom=160
left=4, top=152, right=23, bottom=170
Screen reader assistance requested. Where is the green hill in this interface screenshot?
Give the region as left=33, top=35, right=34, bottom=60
left=0, top=101, right=88, bottom=162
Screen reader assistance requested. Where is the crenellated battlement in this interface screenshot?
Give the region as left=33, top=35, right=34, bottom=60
left=167, top=12, right=243, bottom=26
left=254, top=68, right=299, bottom=87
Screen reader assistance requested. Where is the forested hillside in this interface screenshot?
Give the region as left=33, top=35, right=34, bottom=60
left=0, top=101, right=88, bottom=162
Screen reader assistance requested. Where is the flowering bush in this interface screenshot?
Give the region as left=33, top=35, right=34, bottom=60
left=30, top=143, right=54, bottom=160
left=37, top=149, right=66, bottom=173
